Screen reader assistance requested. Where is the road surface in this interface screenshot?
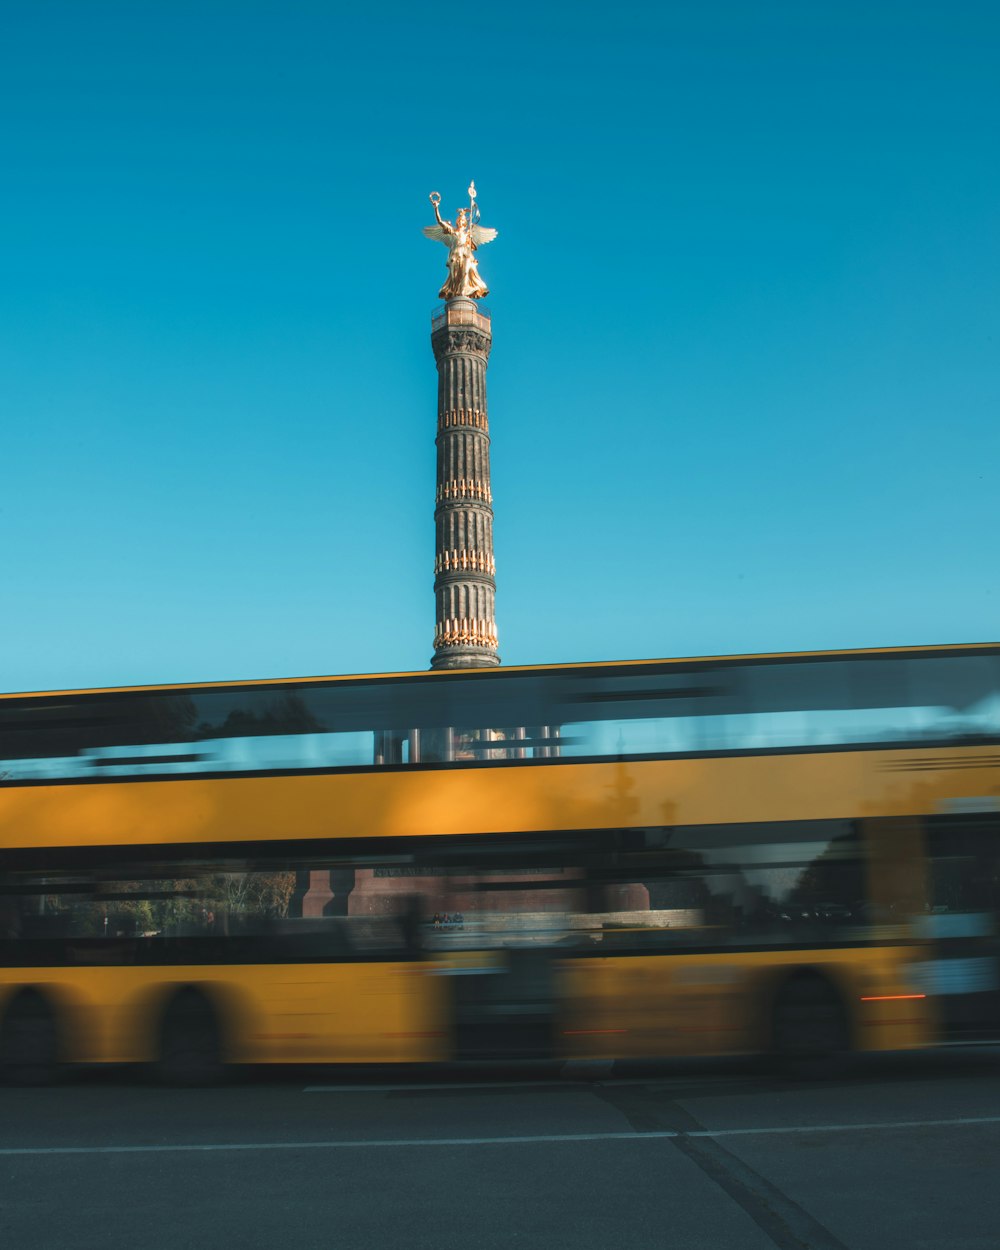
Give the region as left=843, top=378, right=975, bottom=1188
left=1, top=1051, right=998, bottom=1249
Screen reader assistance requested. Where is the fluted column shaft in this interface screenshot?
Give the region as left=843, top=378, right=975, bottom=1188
left=430, top=298, right=499, bottom=669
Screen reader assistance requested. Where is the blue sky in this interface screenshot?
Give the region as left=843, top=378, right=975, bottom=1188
left=1, top=1, right=997, bottom=693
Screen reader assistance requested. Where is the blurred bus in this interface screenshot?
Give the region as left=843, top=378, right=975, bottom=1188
left=1, top=643, right=998, bottom=1082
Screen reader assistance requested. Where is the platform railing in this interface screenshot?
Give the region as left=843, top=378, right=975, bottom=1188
left=431, top=302, right=491, bottom=334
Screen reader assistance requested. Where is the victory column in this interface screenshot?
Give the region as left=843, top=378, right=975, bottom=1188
left=423, top=182, right=500, bottom=669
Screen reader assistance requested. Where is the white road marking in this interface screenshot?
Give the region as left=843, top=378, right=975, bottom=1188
left=0, top=1131, right=677, bottom=1156
left=695, top=1115, right=1000, bottom=1138
left=2, top=1115, right=1000, bottom=1157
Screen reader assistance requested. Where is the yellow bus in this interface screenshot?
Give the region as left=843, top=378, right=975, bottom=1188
left=1, top=643, right=998, bottom=1083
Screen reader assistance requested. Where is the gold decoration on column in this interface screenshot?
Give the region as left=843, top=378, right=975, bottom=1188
left=438, top=409, right=489, bottom=431
left=436, top=479, right=493, bottom=504
left=434, top=549, right=496, bottom=575
left=433, top=618, right=499, bottom=649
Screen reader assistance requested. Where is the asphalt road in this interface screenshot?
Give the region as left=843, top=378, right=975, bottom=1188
left=2, top=1051, right=999, bottom=1250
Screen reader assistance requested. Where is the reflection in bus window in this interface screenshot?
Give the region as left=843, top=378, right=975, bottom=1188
left=1, top=650, right=997, bottom=782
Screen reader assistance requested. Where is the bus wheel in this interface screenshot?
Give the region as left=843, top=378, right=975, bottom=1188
left=0, top=990, right=61, bottom=1086
left=156, top=990, right=225, bottom=1087
left=771, top=973, right=850, bottom=1079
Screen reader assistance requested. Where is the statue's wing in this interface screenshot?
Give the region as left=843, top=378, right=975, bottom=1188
left=471, top=224, right=498, bottom=247
left=422, top=225, right=452, bottom=246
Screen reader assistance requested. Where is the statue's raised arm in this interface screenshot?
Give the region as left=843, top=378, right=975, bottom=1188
left=423, top=192, right=455, bottom=245
left=423, top=184, right=497, bottom=301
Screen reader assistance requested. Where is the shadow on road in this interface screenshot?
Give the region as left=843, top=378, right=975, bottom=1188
left=49, top=1044, right=1000, bottom=1096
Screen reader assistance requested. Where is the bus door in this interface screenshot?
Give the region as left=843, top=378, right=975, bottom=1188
left=442, top=945, right=557, bottom=1060
left=920, top=813, right=1000, bottom=1041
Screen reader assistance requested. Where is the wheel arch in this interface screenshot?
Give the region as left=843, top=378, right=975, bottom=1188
left=748, top=962, right=858, bottom=1053
left=0, top=982, right=72, bottom=1052
left=0, top=983, right=68, bottom=1083
left=146, top=979, right=249, bottom=1064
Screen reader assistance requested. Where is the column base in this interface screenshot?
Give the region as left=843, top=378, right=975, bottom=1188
left=431, top=646, right=501, bottom=670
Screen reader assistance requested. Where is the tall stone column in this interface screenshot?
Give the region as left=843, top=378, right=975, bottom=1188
left=431, top=297, right=499, bottom=669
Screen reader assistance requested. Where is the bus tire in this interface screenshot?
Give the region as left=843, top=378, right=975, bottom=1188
left=0, top=989, right=61, bottom=1087
left=771, top=972, right=851, bottom=1079
left=156, top=989, right=226, bottom=1087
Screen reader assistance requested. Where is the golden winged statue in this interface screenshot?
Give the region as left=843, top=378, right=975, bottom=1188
left=423, top=182, right=498, bottom=300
